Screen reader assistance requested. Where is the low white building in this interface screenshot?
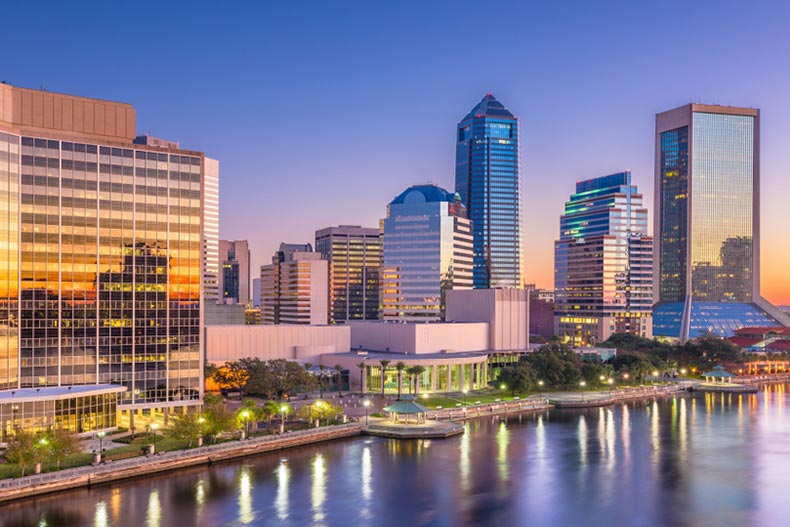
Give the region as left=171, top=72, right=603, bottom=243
left=205, top=325, right=350, bottom=365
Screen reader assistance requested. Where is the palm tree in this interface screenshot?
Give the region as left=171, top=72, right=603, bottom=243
left=302, top=362, right=313, bottom=396
left=356, top=362, right=367, bottom=395
left=395, top=361, right=406, bottom=400
left=318, top=364, right=326, bottom=398
left=379, top=360, right=391, bottom=398
left=334, top=364, right=344, bottom=397
left=409, top=365, right=427, bottom=395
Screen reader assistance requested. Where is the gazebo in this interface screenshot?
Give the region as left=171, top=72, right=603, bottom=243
left=702, top=365, right=735, bottom=384
left=383, top=395, right=429, bottom=424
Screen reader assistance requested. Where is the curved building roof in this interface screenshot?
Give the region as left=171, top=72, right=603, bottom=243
left=389, top=184, right=461, bottom=206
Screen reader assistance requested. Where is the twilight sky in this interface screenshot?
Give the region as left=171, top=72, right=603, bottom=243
left=3, top=1, right=789, bottom=304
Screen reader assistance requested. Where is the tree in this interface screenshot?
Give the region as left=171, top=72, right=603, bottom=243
left=379, top=360, right=391, bottom=398
left=318, top=364, right=327, bottom=398
left=523, top=342, right=583, bottom=389
left=303, top=362, right=313, bottom=394
left=45, top=428, right=81, bottom=469
left=395, top=361, right=406, bottom=400
left=5, top=430, right=41, bottom=476
left=406, top=365, right=426, bottom=395
left=203, top=401, right=237, bottom=442
left=498, top=364, right=536, bottom=396
left=334, top=365, right=344, bottom=397
left=211, top=361, right=250, bottom=398
left=261, top=401, right=281, bottom=429
left=171, top=412, right=204, bottom=448
left=296, top=400, right=343, bottom=426
left=356, top=362, right=367, bottom=395
left=237, top=357, right=270, bottom=397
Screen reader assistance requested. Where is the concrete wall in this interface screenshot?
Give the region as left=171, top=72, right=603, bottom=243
left=349, top=321, right=488, bottom=354
left=205, top=325, right=350, bottom=364
left=445, top=288, right=529, bottom=350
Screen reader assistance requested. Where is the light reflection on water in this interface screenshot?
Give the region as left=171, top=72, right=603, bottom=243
left=3, top=388, right=790, bottom=527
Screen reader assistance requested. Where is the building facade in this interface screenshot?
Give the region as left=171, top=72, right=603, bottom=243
left=554, top=172, right=653, bottom=346
left=315, top=225, right=380, bottom=323
left=652, top=104, right=787, bottom=340
left=455, top=94, right=521, bottom=289
left=260, top=243, right=328, bottom=325
left=218, top=239, right=250, bottom=305
left=380, top=184, right=473, bottom=321
left=0, top=84, right=206, bottom=437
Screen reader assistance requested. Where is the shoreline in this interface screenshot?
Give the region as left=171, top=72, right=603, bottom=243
left=3, top=375, right=789, bottom=504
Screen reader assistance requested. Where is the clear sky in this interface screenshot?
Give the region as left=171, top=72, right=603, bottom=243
left=3, top=0, right=789, bottom=304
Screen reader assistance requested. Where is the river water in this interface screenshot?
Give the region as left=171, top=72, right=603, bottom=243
left=2, top=385, right=789, bottom=527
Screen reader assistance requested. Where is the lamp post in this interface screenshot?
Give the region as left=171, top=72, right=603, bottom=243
left=240, top=410, right=250, bottom=439
left=314, top=401, right=324, bottom=427
left=150, top=423, right=159, bottom=454
left=462, top=388, right=468, bottom=406
left=500, top=384, right=506, bottom=399
left=363, top=399, right=371, bottom=425
left=280, top=405, right=288, bottom=434
left=97, top=431, right=106, bottom=462
left=607, top=378, right=614, bottom=393
left=197, top=416, right=206, bottom=446
left=652, top=370, right=659, bottom=385
left=580, top=381, right=586, bottom=402
left=538, top=380, right=545, bottom=404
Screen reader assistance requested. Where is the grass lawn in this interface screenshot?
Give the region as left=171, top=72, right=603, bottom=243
left=418, top=391, right=533, bottom=410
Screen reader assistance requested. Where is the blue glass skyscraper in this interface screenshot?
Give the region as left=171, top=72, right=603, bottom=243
left=455, top=94, right=521, bottom=289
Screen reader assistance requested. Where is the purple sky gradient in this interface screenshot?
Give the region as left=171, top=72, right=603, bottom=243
left=3, top=0, right=789, bottom=302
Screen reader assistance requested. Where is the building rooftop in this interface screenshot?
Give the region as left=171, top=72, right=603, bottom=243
left=461, top=93, right=516, bottom=121
left=389, top=184, right=461, bottom=206
left=0, top=384, right=127, bottom=403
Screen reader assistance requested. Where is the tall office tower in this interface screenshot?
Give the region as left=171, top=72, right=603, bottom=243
left=653, top=104, right=788, bottom=341
left=554, top=172, right=653, bottom=346
left=252, top=278, right=261, bottom=307
left=455, top=94, right=521, bottom=289
left=202, top=158, right=220, bottom=304
left=260, top=243, right=328, bottom=325
left=0, top=84, right=207, bottom=438
left=218, top=240, right=250, bottom=304
left=315, top=225, right=380, bottom=323
left=380, top=184, right=473, bottom=321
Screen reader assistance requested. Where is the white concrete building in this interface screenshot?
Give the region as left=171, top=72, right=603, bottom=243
left=445, top=288, right=529, bottom=351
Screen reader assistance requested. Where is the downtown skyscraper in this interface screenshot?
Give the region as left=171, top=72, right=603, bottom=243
left=380, top=184, right=473, bottom=321
left=652, top=104, right=788, bottom=340
left=554, top=172, right=653, bottom=346
left=455, top=94, right=521, bottom=289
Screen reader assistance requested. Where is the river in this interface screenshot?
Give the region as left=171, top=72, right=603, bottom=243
left=2, top=385, right=789, bottom=527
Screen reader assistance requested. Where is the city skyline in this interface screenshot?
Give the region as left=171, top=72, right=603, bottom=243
left=2, top=1, right=789, bottom=304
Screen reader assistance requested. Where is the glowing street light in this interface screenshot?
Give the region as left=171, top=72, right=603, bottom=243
left=500, top=384, right=507, bottom=398
left=97, top=430, right=106, bottom=461
left=150, top=423, right=159, bottom=453
left=363, top=399, right=371, bottom=425
left=240, top=409, right=250, bottom=438
left=462, top=388, right=468, bottom=406
left=280, top=405, right=288, bottom=434
left=580, top=380, right=587, bottom=401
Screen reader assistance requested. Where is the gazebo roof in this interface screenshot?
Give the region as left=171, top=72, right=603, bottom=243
left=384, top=400, right=429, bottom=414
left=703, top=365, right=734, bottom=378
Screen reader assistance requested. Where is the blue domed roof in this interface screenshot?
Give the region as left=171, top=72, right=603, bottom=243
left=389, top=184, right=459, bottom=206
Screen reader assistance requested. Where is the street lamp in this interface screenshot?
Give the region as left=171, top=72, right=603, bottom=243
left=680, top=368, right=687, bottom=376
left=240, top=410, right=250, bottom=438
left=580, top=381, right=587, bottom=401
left=607, top=378, right=614, bottom=392
left=197, top=416, right=206, bottom=445
left=500, top=384, right=506, bottom=398
left=462, top=388, right=468, bottom=406
left=97, top=431, right=106, bottom=462
left=150, top=423, right=159, bottom=454
left=280, top=405, right=288, bottom=434
left=363, top=399, right=371, bottom=425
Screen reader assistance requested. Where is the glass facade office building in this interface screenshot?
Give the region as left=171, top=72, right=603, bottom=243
left=455, top=94, right=521, bottom=289
left=653, top=104, right=786, bottom=339
left=380, top=185, right=473, bottom=321
left=554, top=172, right=653, bottom=346
left=0, top=84, right=205, bottom=436
left=315, top=226, right=380, bottom=323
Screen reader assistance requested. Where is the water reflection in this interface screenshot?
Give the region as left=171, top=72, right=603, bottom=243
left=238, top=466, right=253, bottom=524
left=3, top=389, right=790, bottom=527
left=275, top=459, right=290, bottom=520
left=311, top=453, right=327, bottom=526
